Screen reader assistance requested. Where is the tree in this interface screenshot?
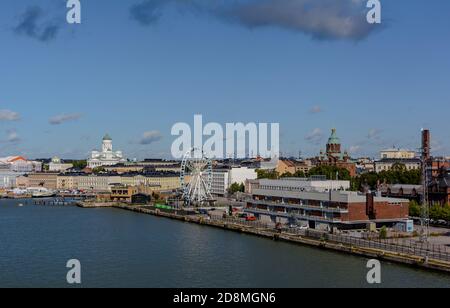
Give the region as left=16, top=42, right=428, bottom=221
left=229, top=183, right=245, bottom=194
left=72, top=160, right=87, bottom=170
left=379, top=226, right=388, bottom=239
left=92, top=167, right=105, bottom=174
left=257, top=169, right=279, bottom=179
left=409, top=200, right=421, bottom=217
left=351, top=168, right=421, bottom=192
left=308, top=165, right=351, bottom=181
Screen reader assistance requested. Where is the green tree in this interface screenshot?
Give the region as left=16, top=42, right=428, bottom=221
left=92, top=167, right=106, bottom=174
left=257, top=169, right=279, bottom=179
left=379, top=226, right=388, bottom=239
left=229, top=183, right=245, bottom=194
left=409, top=200, right=421, bottom=217
left=308, top=165, right=351, bottom=181
left=72, top=160, right=87, bottom=170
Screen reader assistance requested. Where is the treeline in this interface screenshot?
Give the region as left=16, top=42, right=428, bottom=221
left=410, top=201, right=450, bottom=221
left=257, top=165, right=351, bottom=181
left=257, top=163, right=421, bottom=192
left=352, top=166, right=421, bottom=191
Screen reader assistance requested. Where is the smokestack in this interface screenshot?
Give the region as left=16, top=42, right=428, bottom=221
left=422, top=129, right=430, bottom=161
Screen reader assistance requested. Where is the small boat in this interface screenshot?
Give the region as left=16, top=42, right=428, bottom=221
left=18, top=203, right=24, bottom=207
left=26, top=187, right=57, bottom=198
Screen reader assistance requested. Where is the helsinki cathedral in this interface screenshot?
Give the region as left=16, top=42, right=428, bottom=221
left=87, top=134, right=126, bottom=168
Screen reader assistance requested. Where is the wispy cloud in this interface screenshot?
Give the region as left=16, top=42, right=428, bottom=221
left=130, top=0, right=378, bottom=41
left=309, top=105, right=323, bottom=114
left=305, top=128, right=323, bottom=145
left=349, top=145, right=362, bottom=154
left=367, top=128, right=383, bottom=140
left=0, top=109, right=20, bottom=121
left=7, top=130, right=21, bottom=143
left=49, top=113, right=82, bottom=125
left=139, top=130, right=163, bottom=145
left=13, top=6, right=60, bottom=42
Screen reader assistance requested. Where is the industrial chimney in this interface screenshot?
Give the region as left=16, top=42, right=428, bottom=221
left=421, top=129, right=430, bottom=161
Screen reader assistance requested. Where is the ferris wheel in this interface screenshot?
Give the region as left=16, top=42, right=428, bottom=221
left=180, top=148, right=214, bottom=207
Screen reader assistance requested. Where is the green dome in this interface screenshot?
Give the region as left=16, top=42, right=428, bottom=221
left=327, top=128, right=340, bottom=145
left=103, top=134, right=112, bottom=141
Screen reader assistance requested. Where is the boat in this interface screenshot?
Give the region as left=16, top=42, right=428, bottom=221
left=26, top=187, right=57, bottom=198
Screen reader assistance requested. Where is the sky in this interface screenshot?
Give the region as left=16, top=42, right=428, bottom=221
left=0, top=0, right=449, bottom=160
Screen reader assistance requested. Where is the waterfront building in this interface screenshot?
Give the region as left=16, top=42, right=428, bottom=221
left=76, top=174, right=122, bottom=192
left=87, top=134, right=126, bottom=168
left=15, top=175, right=29, bottom=189
left=119, top=172, right=182, bottom=192
left=104, top=162, right=181, bottom=174
left=245, top=178, right=409, bottom=230
left=315, top=129, right=357, bottom=177
left=380, top=148, right=416, bottom=159
left=374, top=158, right=421, bottom=173
left=110, top=185, right=138, bottom=203
left=103, top=164, right=145, bottom=174
left=56, top=174, right=79, bottom=190
left=211, top=167, right=258, bottom=197
left=27, top=173, right=58, bottom=190
left=0, top=170, right=21, bottom=189
left=0, top=156, right=42, bottom=173
left=48, top=157, right=73, bottom=172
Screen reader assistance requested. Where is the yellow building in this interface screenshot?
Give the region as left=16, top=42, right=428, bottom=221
left=276, top=159, right=313, bottom=176
left=110, top=185, right=138, bottom=203
left=27, top=173, right=58, bottom=189
left=57, top=175, right=79, bottom=190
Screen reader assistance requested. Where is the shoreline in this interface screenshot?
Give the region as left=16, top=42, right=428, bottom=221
left=76, top=201, right=450, bottom=274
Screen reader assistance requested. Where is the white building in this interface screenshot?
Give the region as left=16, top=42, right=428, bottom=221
left=0, top=170, right=22, bottom=189
left=211, top=167, right=257, bottom=196
left=375, top=158, right=421, bottom=173
left=380, top=148, right=416, bottom=159
left=49, top=157, right=73, bottom=172
left=0, top=156, right=42, bottom=173
left=87, top=134, right=126, bottom=168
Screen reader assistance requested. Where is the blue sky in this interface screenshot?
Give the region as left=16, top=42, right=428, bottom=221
left=0, top=0, right=449, bottom=160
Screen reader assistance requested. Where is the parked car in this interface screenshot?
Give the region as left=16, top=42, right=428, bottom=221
left=246, top=216, right=257, bottom=222
left=437, top=220, right=448, bottom=226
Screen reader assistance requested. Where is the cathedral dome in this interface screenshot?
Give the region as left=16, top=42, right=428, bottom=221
left=327, top=128, right=340, bottom=145
left=103, top=134, right=112, bottom=141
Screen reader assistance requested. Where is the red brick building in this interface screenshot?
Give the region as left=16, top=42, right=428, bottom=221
left=315, top=129, right=357, bottom=177
left=245, top=178, right=409, bottom=230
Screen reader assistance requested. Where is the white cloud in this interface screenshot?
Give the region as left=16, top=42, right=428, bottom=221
left=0, top=109, right=20, bottom=121
left=139, top=131, right=163, bottom=145
left=305, top=128, right=323, bottom=145
left=309, top=105, right=323, bottom=114
left=367, top=128, right=382, bottom=139
left=49, top=113, right=82, bottom=125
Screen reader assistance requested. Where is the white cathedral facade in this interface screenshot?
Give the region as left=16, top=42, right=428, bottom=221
left=87, top=134, right=126, bottom=168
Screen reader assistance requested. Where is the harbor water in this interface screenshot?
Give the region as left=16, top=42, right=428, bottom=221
left=1, top=199, right=450, bottom=288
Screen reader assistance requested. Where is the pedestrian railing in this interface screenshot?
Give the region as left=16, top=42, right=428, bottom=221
left=207, top=215, right=450, bottom=262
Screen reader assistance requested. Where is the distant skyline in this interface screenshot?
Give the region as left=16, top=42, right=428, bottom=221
left=1, top=0, right=449, bottom=160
